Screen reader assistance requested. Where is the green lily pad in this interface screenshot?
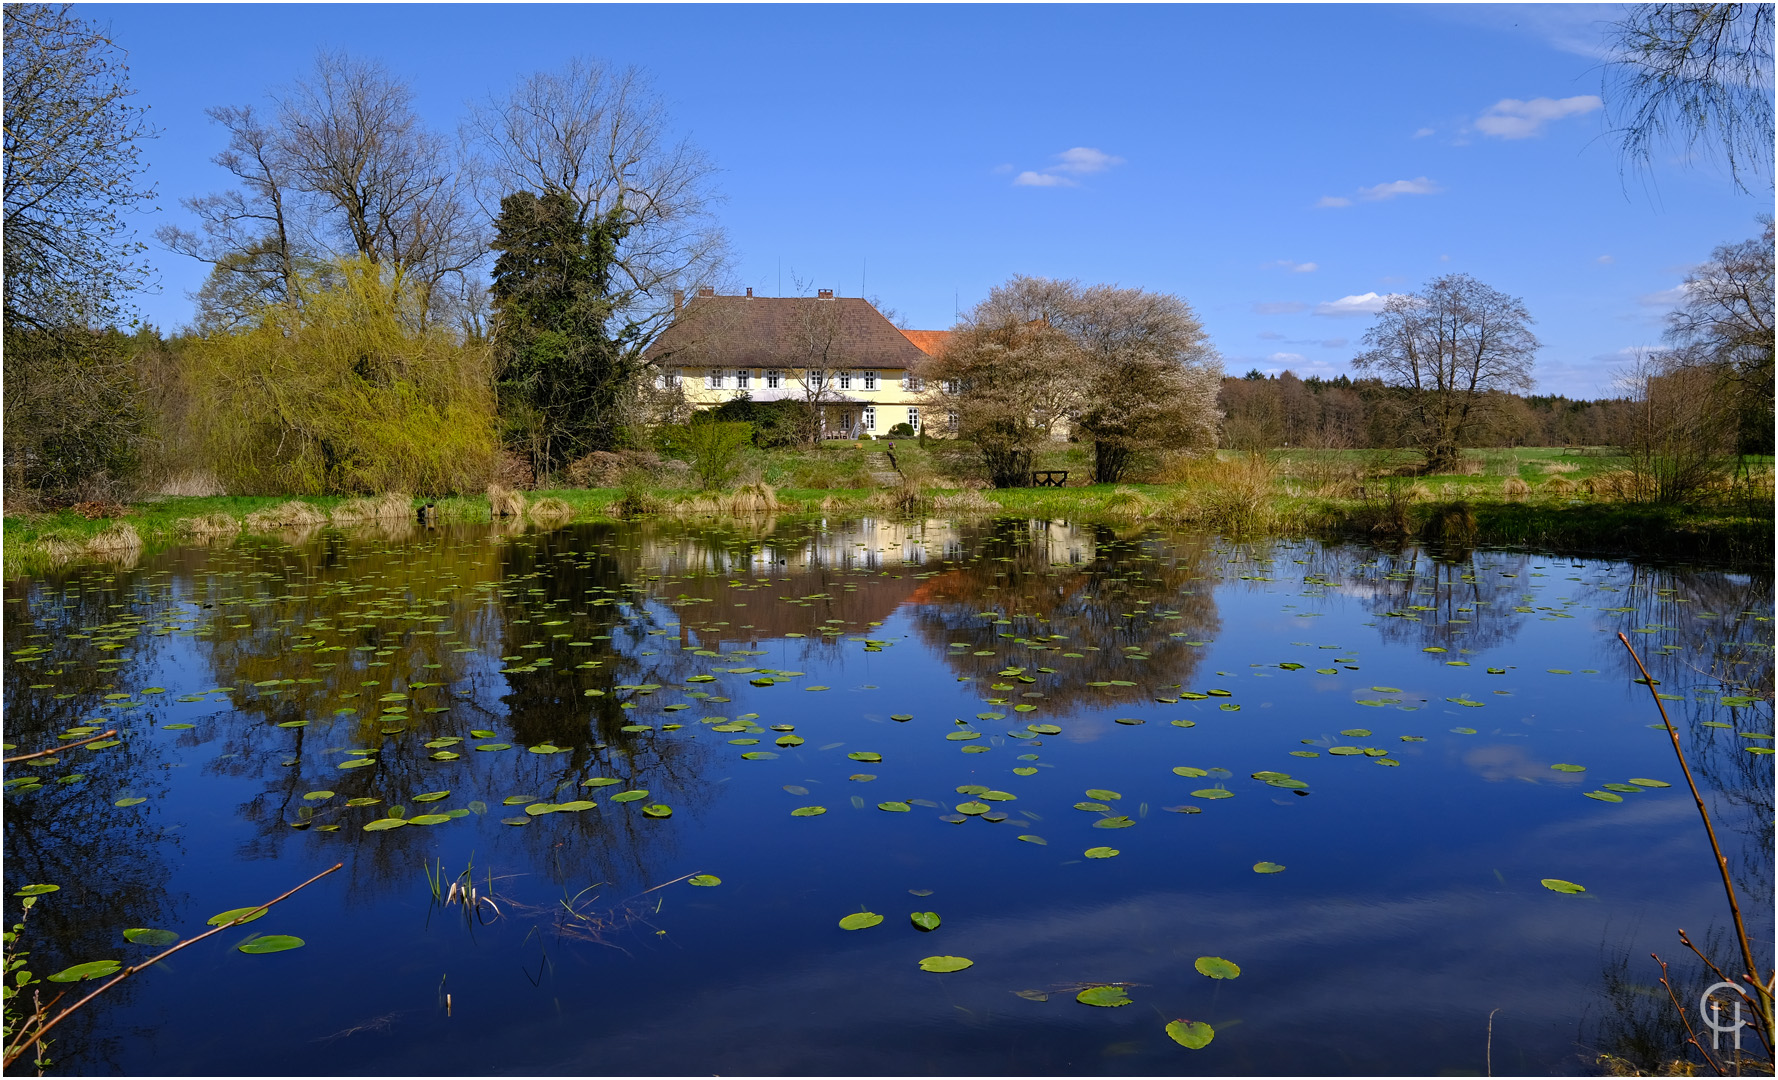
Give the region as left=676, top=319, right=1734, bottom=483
left=1166, top=1019, right=1215, bottom=1049
left=1584, top=790, right=1624, bottom=803
left=47, top=960, right=123, bottom=983
left=790, top=806, right=827, bottom=817
left=1084, top=788, right=1121, bottom=801
left=122, top=927, right=178, bottom=946
left=206, top=905, right=268, bottom=927
left=911, top=911, right=941, bottom=931
left=641, top=804, right=672, bottom=818
left=411, top=791, right=449, bottom=803
left=688, top=875, right=721, bottom=886
left=1195, top=955, right=1242, bottom=979
left=1172, top=766, right=1208, bottom=777
left=918, top=955, right=973, bottom=972
left=1252, top=862, right=1286, bottom=874
left=1191, top=789, right=1233, bottom=800
left=113, top=796, right=147, bottom=807
left=1541, top=878, right=1586, bottom=894
left=14, top=884, right=60, bottom=897
left=1550, top=764, right=1586, bottom=772
left=1018, top=834, right=1047, bottom=844
left=1449, top=727, right=1478, bottom=735
left=237, top=934, right=305, bottom=954
left=847, top=752, right=882, bottom=763
left=1084, top=846, right=1120, bottom=858
left=838, top=911, right=883, bottom=930
left=1076, top=985, right=1131, bottom=1007
left=878, top=801, right=911, bottom=812
left=609, top=789, right=649, bottom=803
left=1094, top=816, right=1135, bottom=829
left=1628, top=778, right=1671, bottom=788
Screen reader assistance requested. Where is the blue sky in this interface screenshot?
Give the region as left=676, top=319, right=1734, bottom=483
left=93, top=3, right=1768, bottom=398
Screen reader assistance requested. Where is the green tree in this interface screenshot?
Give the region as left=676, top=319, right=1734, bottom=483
left=3, top=4, right=158, bottom=498
left=489, top=189, right=643, bottom=471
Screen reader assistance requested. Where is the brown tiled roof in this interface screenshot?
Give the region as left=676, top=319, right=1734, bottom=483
left=898, top=328, right=951, bottom=356
left=644, top=295, right=931, bottom=370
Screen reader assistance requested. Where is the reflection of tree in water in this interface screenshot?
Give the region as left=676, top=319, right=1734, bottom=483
left=907, top=519, right=1222, bottom=710
left=1333, top=546, right=1533, bottom=656
left=3, top=566, right=187, bottom=1070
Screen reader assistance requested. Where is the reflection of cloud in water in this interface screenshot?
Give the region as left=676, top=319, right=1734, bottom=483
left=1462, top=742, right=1587, bottom=784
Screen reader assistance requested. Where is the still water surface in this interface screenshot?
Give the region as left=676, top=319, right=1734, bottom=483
left=3, top=516, right=1771, bottom=1075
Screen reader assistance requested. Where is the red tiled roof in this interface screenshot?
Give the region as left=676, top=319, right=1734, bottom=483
left=645, top=295, right=930, bottom=370
left=898, top=328, right=951, bottom=356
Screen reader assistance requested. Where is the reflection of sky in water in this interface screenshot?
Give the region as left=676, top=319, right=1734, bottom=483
left=2, top=519, right=1770, bottom=1075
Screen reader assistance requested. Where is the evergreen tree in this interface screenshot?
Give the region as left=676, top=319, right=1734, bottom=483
left=489, top=189, right=639, bottom=471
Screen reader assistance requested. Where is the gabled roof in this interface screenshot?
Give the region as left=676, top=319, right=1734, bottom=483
left=898, top=328, right=952, bottom=356
left=645, top=295, right=932, bottom=370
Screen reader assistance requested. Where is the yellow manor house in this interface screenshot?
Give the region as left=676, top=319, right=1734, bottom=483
left=644, top=287, right=951, bottom=438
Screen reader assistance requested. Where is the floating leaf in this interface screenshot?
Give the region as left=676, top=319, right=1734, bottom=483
left=206, top=906, right=268, bottom=927
left=1083, top=846, right=1120, bottom=858
left=1584, top=790, right=1624, bottom=803
left=641, top=804, right=672, bottom=818
left=1449, top=727, right=1478, bottom=735
left=122, top=928, right=178, bottom=946
left=302, top=790, right=335, bottom=801
left=838, top=911, right=883, bottom=930
left=1339, top=728, right=1372, bottom=738
left=1094, top=816, right=1135, bottom=829
left=918, top=955, right=973, bottom=972
left=1166, top=1019, right=1215, bottom=1049
left=113, top=796, right=147, bottom=807
left=237, top=934, right=305, bottom=954
left=608, top=789, right=649, bottom=803
left=1172, top=766, right=1208, bottom=777
left=410, top=791, right=450, bottom=803
left=14, top=884, right=60, bottom=897
left=688, top=874, right=721, bottom=886
left=47, top=960, right=122, bottom=983
left=1252, top=862, right=1286, bottom=874
left=878, top=801, right=911, bottom=812
left=1018, top=834, right=1047, bottom=845
left=1541, top=878, right=1586, bottom=894
left=790, top=806, right=827, bottom=817
left=847, top=752, right=882, bottom=763
left=1084, top=788, right=1122, bottom=801
left=407, top=813, right=452, bottom=825
left=1191, top=788, right=1233, bottom=800
left=910, top=911, right=941, bottom=931
left=1195, top=955, right=1242, bottom=979
left=1628, top=778, right=1671, bottom=788
left=1076, top=985, right=1131, bottom=1007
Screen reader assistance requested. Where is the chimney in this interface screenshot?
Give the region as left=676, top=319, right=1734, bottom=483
left=673, top=289, right=683, bottom=313
left=697, top=286, right=715, bottom=297
left=818, top=288, right=833, bottom=299
left=745, top=287, right=753, bottom=297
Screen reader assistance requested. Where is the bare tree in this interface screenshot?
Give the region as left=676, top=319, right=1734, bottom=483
left=782, top=292, right=854, bottom=445
left=166, top=52, right=481, bottom=328
left=1662, top=219, right=1775, bottom=456
left=4, top=3, right=156, bottom=332
left=1069, top=283, right=1222, bottom=482
left=1352, top=274, right=1539, bottom=473
left=1605, top=3, right=1774, bottom=193
left=465, top=57, right=727, bottom=354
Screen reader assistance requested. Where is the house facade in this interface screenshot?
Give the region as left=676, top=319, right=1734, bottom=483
left=644, top=288, right=952, bottom=438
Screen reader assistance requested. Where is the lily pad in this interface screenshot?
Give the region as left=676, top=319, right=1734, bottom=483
left=1628, top=778, right=1671, bottom=788
left=1252, top=862, right=1286, bottom=874
left=641, top=804, right=672, bottom=818
left=1541, top=878, right=1586, bottom=894
left=878, top=801, right=911, bottom=812
left=910, top=911, right=941, bottom=931
left=206, top=905, right=268, bottom=927
left=790, top=806, right=827, bottom=817
left=1018, top=834, right=1047, bottom=845
left=609, top=789, right=649, bottom=803
left=838, top=911, right=883, bottom=930
left=1550, top=764, right=1586, bottom=772
left=13, top=885, right=59, bottom=897
left=688, top=874, right=721, bottom=886
left=48, top=960, right=123, bottom=982
left=1084, top=788, right=1122, bottom=801
left=1195, top=955, right=1242, bottom=979
left=411, top=791, right=450, bottom=803
left=1172, top=766, right=1209, bottom=777
left=122, top=927, right=178, bottom=946
left=1166, top=1019, right=1215, bottom=1049
left=918, top=955, right=973, bottom=972
left=1076, top=985, right=1131, bottom=1007
left=1083, top=846, right=1120, bottom=858
left=1191, top=788, right=1233, bottom=800
left=237, top=934, right=305, bottom=954
left=113, top=796, right=147, bottom=807
left=847, top=752, right=882, bottom=763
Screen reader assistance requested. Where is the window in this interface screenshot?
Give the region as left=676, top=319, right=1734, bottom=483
left=943, top=378, right=960, bottom=394
left=736, top=369, right=750, bottom=390
left=808, top=371, right=824, bottom=391
left=766, top=369, right=781, bottom=388
left=904, top=374, right=923, bottom=391
left=906, top=407, right=920, bottom=432
left=839, top=410, right=853, bottom=432
left=656, top=369, right=682, bottom=389
left=706, top=369, right=724, bottom=389
left=862, top=406, right=876, bottom=431
left=947, top=409, right=959, bottom=431
left=839, top=371, right=852, bottom=390
left=863, top=370, right=877, bottom=390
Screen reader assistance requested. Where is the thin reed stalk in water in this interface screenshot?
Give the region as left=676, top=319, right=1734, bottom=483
left=1617, top=632, right=1773, bottom=1049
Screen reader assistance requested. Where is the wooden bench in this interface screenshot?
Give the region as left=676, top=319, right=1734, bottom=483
left=1032, top=470, right=1069, bottom=488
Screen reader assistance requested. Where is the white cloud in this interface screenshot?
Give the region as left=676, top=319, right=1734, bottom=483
left=1252, top=300, right=1308, bottom=315
left=1270, top=259, right=1319, bottom=273
left=1049, top=147, right=1124, bottom=174
left=1257, top=330, right=1285, bottom=340
left=1413, top=127, right=1436, bottom=138
left=1637, top=282, right=1693, bottom=307
left=1316, top=177, right=1440, bottom=208
left=1313, top=291, right=1402, bottom=317
left=1011, top=147, right=1123, bottom=187
left=1012, top=171, right=1076, bottom=188
left=1474, top=95, right=1602, bottom=138
left=1596, top=254, right=1614, bottom=264
left=1268, top=351, right=1309, bottom=366
left=1357, top=176, right=1442, bottom=200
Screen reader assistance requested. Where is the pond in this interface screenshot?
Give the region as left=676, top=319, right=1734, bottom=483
left=3, top=516, right=1772, bottom=1075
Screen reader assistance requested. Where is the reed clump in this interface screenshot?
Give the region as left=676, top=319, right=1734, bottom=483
left=243, top=500, right=328, bottom=531
left=527, top=496, right=573, bottom=522
left=176, top=512, right=239, bottom=539
left=1501, top=477, right=1531, bottom=500
left=487, top=483, right=526, bottom=518
left=932, top=489, right=996, bottom=515
left=330, top=492, right=413, bottom=524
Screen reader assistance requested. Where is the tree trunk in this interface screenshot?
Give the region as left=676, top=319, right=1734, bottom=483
left=1093, top=441, right=1129, bottom=484
left=1421, top=442, right=1461, bottom=474
left=986, top=447, right=1033, bottom=489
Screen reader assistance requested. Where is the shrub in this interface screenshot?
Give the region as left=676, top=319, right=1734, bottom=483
left=1502, top=478, right=1531, bottom=499
left=488, top=483, right=526, bottom=518
left=243, top=500, right=327, bottom=531
left=886, top=422, right=916, bottom=438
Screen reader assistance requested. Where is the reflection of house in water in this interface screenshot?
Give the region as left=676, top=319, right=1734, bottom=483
left=632, top=519, right=1103, bottom=652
